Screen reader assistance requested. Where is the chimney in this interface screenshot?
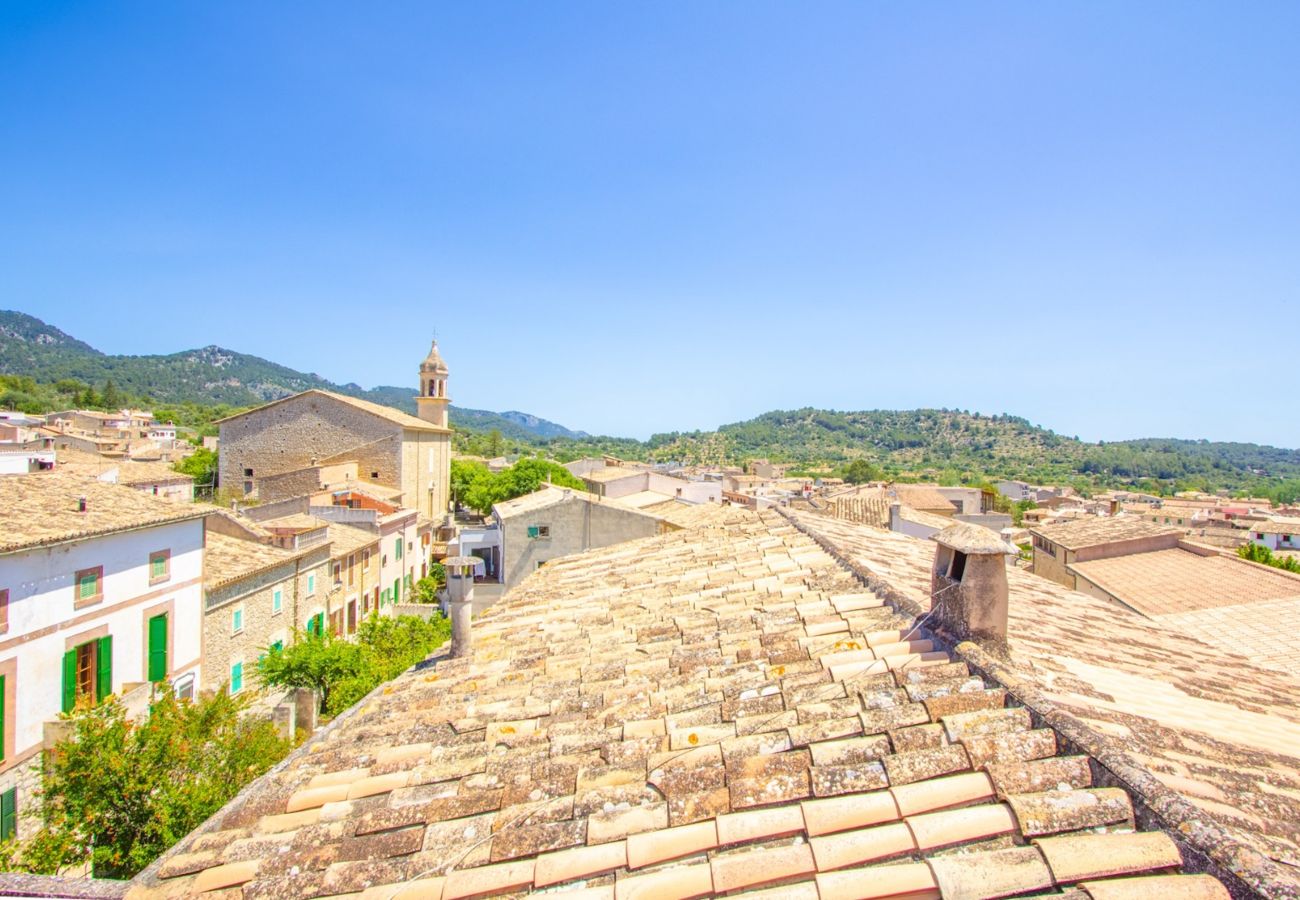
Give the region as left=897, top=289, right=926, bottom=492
left=929, top=522, right=1015, bottom=649
left=1109, top=499, right=1119, bottom=517
left=442, top=556, right=479, bottom=658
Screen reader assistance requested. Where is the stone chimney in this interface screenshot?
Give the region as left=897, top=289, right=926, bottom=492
left=929, top=522, right=1017, bottom=649
left=442, top=556, right=480, bottom=659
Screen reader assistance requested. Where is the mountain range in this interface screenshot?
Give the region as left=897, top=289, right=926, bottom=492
left=0, top=311, right=588, bottom=441
left=4, top=310, right=1300, bottom=498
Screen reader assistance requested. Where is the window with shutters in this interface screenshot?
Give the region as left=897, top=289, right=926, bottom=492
left=232, top=607, right=244, bottom=634
left=230, top=661, right=243, bottom=694
left=307, top=574, right=316, bottom=596
left=148, top=550, right=171, bottom=585
left=0, top=788, right=15, bottom=842
left=272, top=588, right=282, bottom=614
left=73, top=566, right=103, bottom=608
left=395, top=538, right=403, bottom=560
left=148, top=614, right=168, bottom=682
left=64, top=635, right=113, bottom=711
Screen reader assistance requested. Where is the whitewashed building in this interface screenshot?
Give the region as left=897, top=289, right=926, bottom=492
left=0, top=472, right=207, bottom=840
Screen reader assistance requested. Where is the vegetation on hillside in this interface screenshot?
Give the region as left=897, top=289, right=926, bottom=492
left=7, top=311, right=1300, bottom=501
left=0, top=688, right=291, bottom=879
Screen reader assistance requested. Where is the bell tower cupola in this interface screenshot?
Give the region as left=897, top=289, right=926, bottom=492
left=415, top=338, right=450, bottom=428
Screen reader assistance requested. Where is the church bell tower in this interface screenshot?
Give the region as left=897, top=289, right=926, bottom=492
left=415, top=339, right=450, bottom=428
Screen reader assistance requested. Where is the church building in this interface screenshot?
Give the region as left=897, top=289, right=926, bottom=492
left=216, top=341, right=454, bottom=520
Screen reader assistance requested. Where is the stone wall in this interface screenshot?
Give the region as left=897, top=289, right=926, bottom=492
left=218, top=394, right=401, bottom=497
left=500, top=498, right=660, bottom=588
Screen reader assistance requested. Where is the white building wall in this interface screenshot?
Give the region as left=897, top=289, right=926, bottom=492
left=0, top=518, right=205, bottom=762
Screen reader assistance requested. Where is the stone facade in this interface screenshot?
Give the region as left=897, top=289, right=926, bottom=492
left=495, top=491, right=667, bottom=589
left=218, top=391, right=450, bottom=520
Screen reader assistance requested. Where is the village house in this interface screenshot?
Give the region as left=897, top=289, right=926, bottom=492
left=1248, top=518, right=1300, bottom=552
left=128, top=505, right=1293, bottom=899
left=0, top=472, right=207, bottom=841
left=1028, top=516, right=1183, bottom=588
left=200, top=523, right=327, bottom=702
left=217, top=341, right=454, bottom=521
left=490, top=485, right=669, bottom=588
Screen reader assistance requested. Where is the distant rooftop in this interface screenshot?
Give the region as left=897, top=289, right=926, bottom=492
left=1030, top=515, right=1182, bottom=550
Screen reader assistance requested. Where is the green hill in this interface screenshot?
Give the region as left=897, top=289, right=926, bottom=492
left=0, top=310, right=585, bottom=440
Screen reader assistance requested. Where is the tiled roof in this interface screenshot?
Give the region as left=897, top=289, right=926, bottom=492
left=327, top=523, right=381, bottom=559
left=0, top=471, right=207, bottom=554
left=204, top=532, right=302, bottom=589
left=610, top=490, right=675, bottom=510
left=1030, top=516, right=1183, bottom=550
left=896, top=505, right=954, bottom=532
left=1250, top=518, right=1300, bottom=535
left=131, top=510, right=1231, bottom=899
left=890, top=485, right=956, bottom=513
left=581, top=467, right=646, bottom=484
left=1067, top=549, right=1300, bottom=674
left=494, top=487, right=662, bottom=523
left=116, top=460, right=195, bottom=486
left=786, top=509, right=1300, bottom=897
left=1068, top=548, right=1300, bottom=616
left=216, top=390, right=450, bottom=434
left=262, top=514, right=329, bottom=533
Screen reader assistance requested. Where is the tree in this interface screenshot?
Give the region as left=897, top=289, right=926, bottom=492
left=842, top=459, right=881, bottom=484
left=412, top=568, right=444, bottom=604
left=0, top=688, right=290, bottom=879
left=174, top=447, right=218, bottom=490
left=100, top=380, right=122, bottom=411
left=455, top=457, right=586, bottom=516
left=487, top=428, right=504, bottom=457
left=257, top=614, right=451, bottom=716
left=256, top=630, right=366, bottom=716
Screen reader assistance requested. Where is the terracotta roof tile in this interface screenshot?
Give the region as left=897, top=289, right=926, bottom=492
left=1034, top=832, right=1182, bottom=883
left=1079, top=873, right=1232, bottom=900
left=814, top=860, right=939, bottom=900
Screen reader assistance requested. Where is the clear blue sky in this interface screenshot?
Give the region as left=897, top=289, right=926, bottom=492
left=3, top=3, right=1297, bottom=445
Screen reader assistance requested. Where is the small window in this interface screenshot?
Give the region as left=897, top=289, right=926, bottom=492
left=271, top=639, right=284, bottom=652
left=371, top=471, right=379, bottom=479
left=272, top=588, right=282, bottom=614
left=0, top=589, right=8, bottom=634
left=74, top=566, right=103, bottom=607
left=243, top=468, right=253, bottom=477
left=174, top=674, right=195, bottom=701
left=363, top=550, right=371, bottom=569
left=395, top=539, right=403, bottom=560
left=149, top=550, right=170, bottom=584
left=307, top=574, right=316, bottom=595
left=332, top=562, right=342, bottom=583
left=232, top=607, right=244, bottom=634
left=230, top=661, right=243, bottom=694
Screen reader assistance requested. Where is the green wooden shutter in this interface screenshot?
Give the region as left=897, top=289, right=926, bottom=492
left=0, top=675, right=6, bottom=762
left=0, top=788, right=15, bottom=841
left=95, top=635, right=112, bottom=703
left=61, top=650, right=76, bottom=713
left=148, top=614, right=168, bottom=682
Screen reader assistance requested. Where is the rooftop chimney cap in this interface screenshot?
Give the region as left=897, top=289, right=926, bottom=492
left=932, top=521, right=1017, bottom=555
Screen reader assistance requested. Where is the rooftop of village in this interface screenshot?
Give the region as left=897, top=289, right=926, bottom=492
left=130, top=506, right=1293, bottom=899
